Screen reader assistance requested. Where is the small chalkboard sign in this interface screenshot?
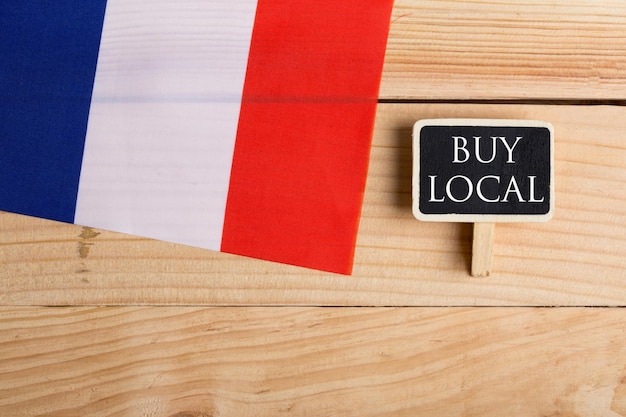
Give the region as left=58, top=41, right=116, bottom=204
left=412, top=119, right=554, bottom=276
left=413, top=119, right=554, bottom=222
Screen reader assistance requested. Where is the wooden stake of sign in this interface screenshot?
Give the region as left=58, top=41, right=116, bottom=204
left=413, top=119, right=554, bottom=276
left=471, top=222, right=495, bottom=277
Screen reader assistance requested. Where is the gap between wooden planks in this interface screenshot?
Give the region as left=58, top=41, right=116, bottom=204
left=0, top=306, right=624, bottom=417
left=1, top=103, right=625, bottom=306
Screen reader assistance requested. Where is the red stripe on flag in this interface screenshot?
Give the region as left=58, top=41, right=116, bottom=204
left=221, top=0, right=393, bottom=274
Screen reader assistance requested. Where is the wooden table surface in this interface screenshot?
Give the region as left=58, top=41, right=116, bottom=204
left=2, top=1, right=625, bottom=415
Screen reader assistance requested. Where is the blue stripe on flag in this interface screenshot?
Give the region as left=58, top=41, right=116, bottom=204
left=0, top=2, right=107, bottom=223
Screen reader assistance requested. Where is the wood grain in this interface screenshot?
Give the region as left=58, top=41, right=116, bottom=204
left=1, top=306, right=624, bottom=417
left=472, top=223, right=495, bottom=278
left=1, top=104, right=625, bottom=306
left=381, top=0, right=626, bottom=100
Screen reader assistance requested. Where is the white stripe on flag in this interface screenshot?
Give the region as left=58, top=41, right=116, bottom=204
left=75, top=0, right=258, bottom=249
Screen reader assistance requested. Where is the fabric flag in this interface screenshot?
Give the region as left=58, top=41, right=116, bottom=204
left=0, top=1, right=393, bottom=274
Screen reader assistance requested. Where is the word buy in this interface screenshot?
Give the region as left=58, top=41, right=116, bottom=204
left=427, top=136, right=544, bottom=203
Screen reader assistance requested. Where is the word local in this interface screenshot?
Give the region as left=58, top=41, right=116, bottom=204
left=427, top=136, right=545, bottom=203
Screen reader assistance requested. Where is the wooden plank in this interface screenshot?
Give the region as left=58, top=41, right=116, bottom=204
left=1, top=104, right=625, bottom=306
left=0, top=306, right=624, bottom=417
left=381, top=0, right=626, bottom=100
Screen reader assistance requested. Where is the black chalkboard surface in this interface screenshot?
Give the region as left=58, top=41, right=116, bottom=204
left=413, top=119, right=554, bottom=222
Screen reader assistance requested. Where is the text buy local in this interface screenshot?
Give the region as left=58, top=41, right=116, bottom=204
left=413, top=119, right=554, bottom=222
left=428, top=135, right=544, bottom=204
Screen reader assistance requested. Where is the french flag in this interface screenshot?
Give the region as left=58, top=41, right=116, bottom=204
left=0, top=1, right=393, bottom=274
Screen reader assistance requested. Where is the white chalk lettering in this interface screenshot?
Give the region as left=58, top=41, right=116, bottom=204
left=428, top=175, right=445, bottom=202
left=528, top=176, right=544, bottom=202
left=501, top=176, right=525, bottom=202
left=446, top=175, right=473, bottom=203
left=451, top=135, right=523, bottom=164
left=452, top=136, right=470, bottom=163
left=476, top=175, right=500, bottom=203
left=428, top=175, right=543, bottom=204
left=501, top=136, right=523, bottom=164
left=474, top=136, right=498, bottom=164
